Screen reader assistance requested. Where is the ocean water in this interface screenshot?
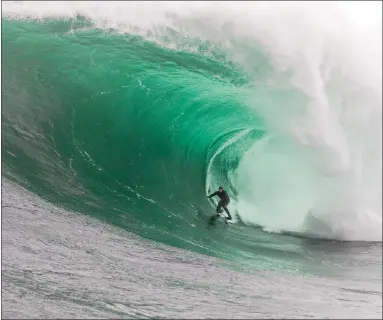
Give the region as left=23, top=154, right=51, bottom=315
left=2, top=1, right=382, bottom=319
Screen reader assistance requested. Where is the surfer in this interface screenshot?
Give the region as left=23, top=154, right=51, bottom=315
left=207, top=186, right=232, bottom=220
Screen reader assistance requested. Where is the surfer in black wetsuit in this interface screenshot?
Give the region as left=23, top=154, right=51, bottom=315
left=207, top=186, right=232, bottom=220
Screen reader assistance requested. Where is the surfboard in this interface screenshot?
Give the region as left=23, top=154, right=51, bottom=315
left=207, top=208, right=234, bottom=227
left=212, top=212, right=234, bottom=224
left=217, top=210, right=233, bottom=221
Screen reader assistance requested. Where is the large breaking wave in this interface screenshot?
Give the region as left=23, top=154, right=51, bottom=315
left=2, top=1, right=382, bottom=243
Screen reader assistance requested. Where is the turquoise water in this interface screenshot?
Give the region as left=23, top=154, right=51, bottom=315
left=2, top=16, right=263, bottom=254
left=2, top=2, right=382, bottom=318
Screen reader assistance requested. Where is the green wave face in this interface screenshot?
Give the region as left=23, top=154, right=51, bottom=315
left=2, top=17, right=264, bottom=248
left=2, top=2, right=382, bottom=257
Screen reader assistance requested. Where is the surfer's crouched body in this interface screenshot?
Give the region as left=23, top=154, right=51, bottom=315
left=207, top=186, right=232, bottom=220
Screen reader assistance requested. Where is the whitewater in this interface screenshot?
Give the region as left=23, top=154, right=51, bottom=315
left=2, top=1, right=382, bottom=319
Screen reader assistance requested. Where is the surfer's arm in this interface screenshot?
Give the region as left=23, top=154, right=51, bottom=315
left=207, top=192, right=217, bottom=198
